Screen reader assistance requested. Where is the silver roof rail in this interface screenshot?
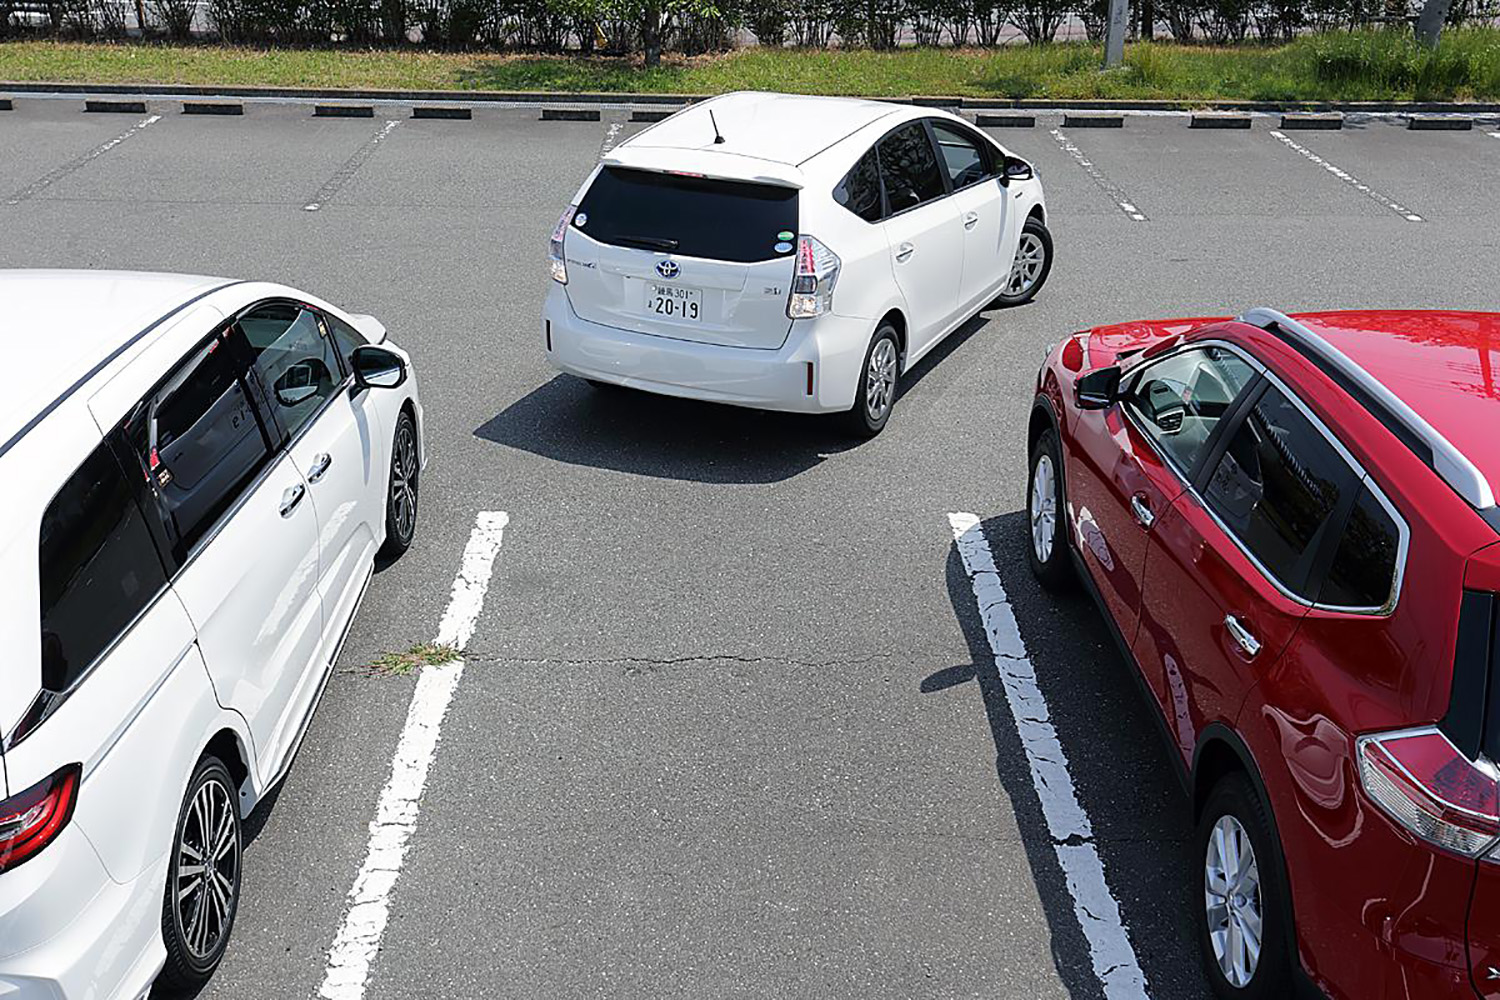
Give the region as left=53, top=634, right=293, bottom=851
left=1236, top=307, right=1495, bottom=511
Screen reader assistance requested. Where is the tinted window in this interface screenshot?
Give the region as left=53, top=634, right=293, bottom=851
left=835, top=148, right=884, bottom=223
left=325, top=313, right=368, bottom=374
left=1204, top=386, right=1354, bottom=597
left=121, top=327, right=272, bottom=559
left=239, top=303, right=342, bottom=439
left=877, top=123, right=946, bottom=213
left=39, top=443, right=167, bottom=692
left=575, top=167, right=798, bottom=263
left=1123, top=347, right=1257, bottom=474
left=931, top=122, right=990, bottom=190
left=1319, top=484, right=1401, bottom=609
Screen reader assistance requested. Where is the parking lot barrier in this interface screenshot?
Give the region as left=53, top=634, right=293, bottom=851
left=975, top=112, right=1036, bottom=128
left=630, top=108, right=673, bottom=122
left=85, top=99, right=147, bottom=113
left=315, top=104, right=375, bottom=118
left=1280, top=112, right=1344, bottom=130
left=1408, top=115, right=1474, bottom=130
left=412, top=106, right=472, bottom=119
left=541, top=107, right=602, bottom=121
left=1190, top=111, right=1252, bottom=129
left=183, top=102, right=243, bottom=115
left=1063, top=112, right=1125, bottom=128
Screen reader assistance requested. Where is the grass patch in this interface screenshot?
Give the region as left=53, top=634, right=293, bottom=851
left=361, top=641, right=460, bottom=676
left=3, top=29, right=1500, bottom=101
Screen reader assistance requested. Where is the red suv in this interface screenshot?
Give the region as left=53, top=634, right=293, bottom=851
left=1028, top=309, right=1500, bottom=1000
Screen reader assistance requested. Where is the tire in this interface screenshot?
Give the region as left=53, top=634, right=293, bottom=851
left=157, top=756, right=242, bottom=997
left=380, top=408, right=419, bottom=559
left=1195, top=773, right=1294, bottom=1000
left=842, top=323, right=901, bottom=438
left=993, top=216, right=1054, bottom=308
left=1027, top=428, right=1073, bottom=591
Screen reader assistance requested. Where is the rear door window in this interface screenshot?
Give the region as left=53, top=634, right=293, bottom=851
left=574, top=167, right=798, bottom=263
left=834, top=148, right=884, bottom=223
left=876, top=122, right=947, bottom=214
left=1203, top=385, right=1356, bottom=598
left=39, top=442, right=168, bottom=692
left=1318, top=483, right=1403, bottom=610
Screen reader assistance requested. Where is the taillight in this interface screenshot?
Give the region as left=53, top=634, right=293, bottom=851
left=787, top=235, right=840, bottom=319
left=548, top=205, right=576, bottom=284
left=1358, top=728, right=1500, bottom=857
left=0, top=763, right=81, bottom=874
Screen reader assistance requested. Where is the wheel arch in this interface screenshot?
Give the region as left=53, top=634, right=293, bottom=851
left=878, top=308, right=908, bottom=364
left=1027, top=203, right=1046, bottom=226
left=1029, top=394, right=1060, bottom=453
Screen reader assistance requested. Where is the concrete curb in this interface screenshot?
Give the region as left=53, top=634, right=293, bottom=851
left=314, top=104, right=374, bottom=117
left=540, top=107, right=600, bottom=121
left=1280, top=112, right=1343, bottom=130
left=975, top=112, right=1036, bottom=127
left=412, top=105, right=472, bottom=119
left=629, top=108, right=673, bottom=122
left=0, top=98, right=12, bottom=111
left=1408, top=114, right=1473, bottom=130
left=84, top=98, right=146, bottom=113
left=1064, top=112, right=1123, bottom=128
left=183, top=101, right=243, bottom=115
left=1190, top=111, right=1251, bottom=129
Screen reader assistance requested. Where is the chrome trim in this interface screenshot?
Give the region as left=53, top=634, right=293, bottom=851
left=1119, top=338, right=1410, bottom=617
left=1356, top=725, right=1500, bottom=828
left=1238, top=308, right=1495, bottom=511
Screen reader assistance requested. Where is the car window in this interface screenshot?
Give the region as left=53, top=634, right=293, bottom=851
left=575, top=166, right=798, bottom=264
left=877, top=122, right=946, bottom=214
left=1319, top=483, right=1402, bottom=609
left=1122, top=346, right=1257, bottom=475
left=324, top=313, right=369, bottom=375
left=238, top=302, right=342, bottom=440
left=120, top=326, right=274, bottom=561
left=931, top=122, right=990, bottom=190
left=834, top=148, right=884, bottom=223
left=39, top=442, right=168, bottom=692
left=1204, top=386, right=1355, bottom=598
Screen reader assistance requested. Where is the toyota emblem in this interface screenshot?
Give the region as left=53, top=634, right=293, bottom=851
left=655, top=259, right=680, bottom=279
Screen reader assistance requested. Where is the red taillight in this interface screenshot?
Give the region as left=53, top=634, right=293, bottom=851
left=1358, top=729, right=1500, bottom=857
left=0, top=764, right=81, bottom=874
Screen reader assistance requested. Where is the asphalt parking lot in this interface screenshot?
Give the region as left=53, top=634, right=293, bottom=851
left=2, top=97, right=1499, bottom=1000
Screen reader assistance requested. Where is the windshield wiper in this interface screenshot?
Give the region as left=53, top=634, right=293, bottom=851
left=614, top=235, right=679, bottom=251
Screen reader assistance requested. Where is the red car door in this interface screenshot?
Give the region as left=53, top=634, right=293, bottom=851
left=1068, top=344, right=1259, bottom=692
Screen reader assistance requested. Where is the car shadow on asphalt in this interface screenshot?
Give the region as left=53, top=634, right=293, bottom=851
left=472, top=313, right=993, bottom=484
left=937, top=510, right=1200, bottom=1000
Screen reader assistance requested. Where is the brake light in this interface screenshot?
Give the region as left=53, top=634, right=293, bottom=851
left=787, top=235, right=840, bottom=319
left=0, top=764, right=81, bottom=874
left=1358, top=728, right=1500, bottom=857
left=548, top=205, right=576, bottom=284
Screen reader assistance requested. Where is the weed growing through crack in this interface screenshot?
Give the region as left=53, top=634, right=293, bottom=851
left=361, top=642, right=460, bottom=676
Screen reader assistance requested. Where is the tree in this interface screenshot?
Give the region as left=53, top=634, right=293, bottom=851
left=1414, top=0, right=1449, bottom=45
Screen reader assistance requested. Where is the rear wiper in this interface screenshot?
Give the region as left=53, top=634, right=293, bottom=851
left=615, top=235, right=679, bottom=251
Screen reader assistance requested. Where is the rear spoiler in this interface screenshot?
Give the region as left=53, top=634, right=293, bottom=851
left=600, top=146, right=804, bottom=190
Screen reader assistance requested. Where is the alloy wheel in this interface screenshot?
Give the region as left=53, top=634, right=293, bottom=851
left=1007, top=232, right=1046, bottom=297
left=1204, top=814, right=1263, bottom=988
left=174, top=775, right=239, bottom=962
left=865, top=337, right=898, bottom=422
left=1030, top=453, right=1057, bottom=563
left=391, top=419, right=418, bottom=544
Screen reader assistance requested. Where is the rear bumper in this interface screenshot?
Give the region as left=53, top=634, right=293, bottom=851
left=543, top=285, right=873, bottom=414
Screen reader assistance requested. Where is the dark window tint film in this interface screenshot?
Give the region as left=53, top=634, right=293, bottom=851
left=39, top=443, right=167, bottom=692
left=877, top=123, right=946, bottom=213
left=575, top=167, right=798, bottom=263
left=835, top=149, right=884, bottom=223
left=1204, top=386, right=1353, bottom=598
left=1319, top=485, right=1401, bottom=608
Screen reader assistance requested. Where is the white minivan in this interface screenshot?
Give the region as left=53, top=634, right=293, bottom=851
left=543, top=91, right=1050, bottom=435
left=0, top=271, right=423, bottom=998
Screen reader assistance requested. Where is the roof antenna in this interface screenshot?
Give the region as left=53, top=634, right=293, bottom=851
left=709, top=109, right=726, bottom=145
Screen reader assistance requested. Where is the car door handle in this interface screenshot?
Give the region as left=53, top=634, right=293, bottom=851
left=963, top=211, right=980, bottom=230
left=279, top=483, right=306, bottom=517
left=1130, top=493, right=1155, bottom=528
left=895, top=242, right=915, bottom=263
left=1225, top=615, right=1263, bottom=658
left=307, top=452, right=333, bottom=483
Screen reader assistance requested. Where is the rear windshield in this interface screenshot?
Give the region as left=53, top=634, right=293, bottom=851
left=575, top=166, right=798, bottom=264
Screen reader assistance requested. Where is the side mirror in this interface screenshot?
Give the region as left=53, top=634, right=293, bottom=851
left=351, top=345, right=407, bottom=391
left=1075, top=366, right=1122, bottom=410
left=1000, top=155, right=1034, bottom=185
left=274, top=359, right=328, bottom=407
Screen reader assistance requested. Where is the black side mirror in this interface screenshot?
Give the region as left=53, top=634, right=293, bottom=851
left=1000, top=155, right=1034, bottom=185
left=351, top=345, right=407, bottom=391
left=1075, top=366, right=1122, bottom=410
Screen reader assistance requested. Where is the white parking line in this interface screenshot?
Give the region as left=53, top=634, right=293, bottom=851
left=5, top=114, right=161, bottom=205
left=947, top=513, right=1150, bottom=1000
left=1050, top=128, right=1148, bottom=222
left=1267, top=129, right=1424, bottom=222
left=304, top=119, right=401, bottom=212
left=317, top=511, right=510, bottom=1000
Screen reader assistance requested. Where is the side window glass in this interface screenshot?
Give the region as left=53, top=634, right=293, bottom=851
left=1122, top=346, right=1257, bottom=475
left=324, top=313, right=370, bottom=374
left=121, top=326, right=273, bottom=559
left=1204, top=386, right=1353, bottom=597
left=239, top=302, right=342, bottom=439
left=876, top=123, right=946, bottom=214
left=834, top=148, right=884, bottom=223
left=1319, top=484, right=1402, bottom=609
left=39, top=443, right=167, bottom=692
left=931, top=122, right=990, bottom=190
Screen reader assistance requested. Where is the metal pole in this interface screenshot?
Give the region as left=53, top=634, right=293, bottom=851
left=1104, top=0, right=1130, bottom=66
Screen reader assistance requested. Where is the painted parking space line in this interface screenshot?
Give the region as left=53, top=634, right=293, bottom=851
left=303, top=119, right=401, bottom=212
left=4, top=114, right=162, bottom=206
left=1049, top=128, right=1148, bottom=222
left=947, top=513, right=1150, bottom=1000
left=317, top=511, right=510, bottom=1000
left=1267, top=129, right=1424, bottom=222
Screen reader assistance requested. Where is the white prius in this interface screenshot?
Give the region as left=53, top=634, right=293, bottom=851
left=0, top=271, right=424, bottom=998
left=543, top=91, right=1051, bottom=435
